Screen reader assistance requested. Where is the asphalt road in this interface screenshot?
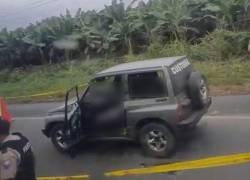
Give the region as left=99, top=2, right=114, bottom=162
left=8, top=95, right=250, bottom=180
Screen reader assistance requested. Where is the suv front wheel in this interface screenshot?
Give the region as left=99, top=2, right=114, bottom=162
left=139, top=123, right=176, bottom=157
left=50, top=123, right=70, bottom=153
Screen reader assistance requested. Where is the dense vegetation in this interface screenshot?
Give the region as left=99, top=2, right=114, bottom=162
left=0, top=0, right=250, bottom=69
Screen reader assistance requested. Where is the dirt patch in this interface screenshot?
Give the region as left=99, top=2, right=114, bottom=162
left=210, top=85, right=250, bottom=96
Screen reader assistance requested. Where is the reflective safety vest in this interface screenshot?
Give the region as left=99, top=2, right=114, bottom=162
left=0, top=133, right=36, bottom=180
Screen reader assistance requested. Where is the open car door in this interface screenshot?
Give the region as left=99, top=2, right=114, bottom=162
left=64, top=86, right=83, bottom=147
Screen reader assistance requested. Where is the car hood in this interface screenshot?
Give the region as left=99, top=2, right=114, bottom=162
left=47, top=100, right=76, bottom=115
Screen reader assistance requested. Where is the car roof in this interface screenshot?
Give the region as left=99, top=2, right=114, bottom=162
left=96, top=56, right=186, bottom=77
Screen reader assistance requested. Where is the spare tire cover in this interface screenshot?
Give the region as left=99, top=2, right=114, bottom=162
left=188, top=71, right=208, bottom=109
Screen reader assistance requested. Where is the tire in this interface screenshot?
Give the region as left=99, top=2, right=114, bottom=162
left=188, top=71, right=209, bottom=109
left=50, top=123, right=70, bottom=153
left=139, top=123, right=176, bottom=158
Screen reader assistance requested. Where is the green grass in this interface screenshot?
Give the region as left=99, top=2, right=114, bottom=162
left=0, top=58, right=249, bottom=101
left=0, top=59, right=117, bottom=100
left=193, top=60, right=250, bottom=86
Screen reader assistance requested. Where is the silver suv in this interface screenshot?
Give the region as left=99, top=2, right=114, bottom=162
left=42, top=56, right=211, bottom=157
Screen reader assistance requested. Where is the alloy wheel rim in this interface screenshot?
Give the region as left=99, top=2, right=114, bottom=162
left=55, top=129, right=69, bottom=149
left=146, top=130, right=168, bottom=152
left=200, top=80, right=208, bottom=101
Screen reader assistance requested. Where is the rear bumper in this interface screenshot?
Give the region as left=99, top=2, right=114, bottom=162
left=177, top=97, right=212, bottom=128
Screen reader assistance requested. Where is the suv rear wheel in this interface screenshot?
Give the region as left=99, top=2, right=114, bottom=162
left=139, top=123, right=176, bottom=157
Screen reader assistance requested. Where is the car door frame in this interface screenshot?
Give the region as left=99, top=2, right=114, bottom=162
left=64, top=86, right=86, bottom=146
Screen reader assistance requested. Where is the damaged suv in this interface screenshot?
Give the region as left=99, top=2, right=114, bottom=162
left=42, top=56, right=211, bottom=157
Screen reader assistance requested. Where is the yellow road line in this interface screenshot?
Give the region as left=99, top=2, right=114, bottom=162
left=37, top=175, right=89, bottom=180
left=5, top=84, right=87, bottom=100
left=105, top=153, right=250, bottom=177
left=6, top=90, right=65, bottom=100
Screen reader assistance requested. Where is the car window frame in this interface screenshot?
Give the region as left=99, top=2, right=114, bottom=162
left=126, top=69, right=169, bottom=100
left=84, top=74, right=126, bottom=100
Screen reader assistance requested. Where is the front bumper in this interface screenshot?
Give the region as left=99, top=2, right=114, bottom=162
left=177, top=97, right=212, bottom=128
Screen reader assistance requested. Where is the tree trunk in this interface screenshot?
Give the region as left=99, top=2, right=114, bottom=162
left=49, top=48, right=54, bottom=64
left=65, top=49, right=70, bottom=62
left=39, top=48, right=47, bottom=64
left=128, top=38, right=133, bottom=55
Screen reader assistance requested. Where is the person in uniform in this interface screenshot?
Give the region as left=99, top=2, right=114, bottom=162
left=0, top=97, right=36, bottom=180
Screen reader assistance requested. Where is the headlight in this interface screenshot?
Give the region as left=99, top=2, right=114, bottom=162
left=47, top=103, right=78, bottom=116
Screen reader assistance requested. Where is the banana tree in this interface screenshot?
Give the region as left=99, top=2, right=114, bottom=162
left=43, top=10, right=76, bottom=61
left=149, top=0, right=197, bottom=41
left=0, top=28, right=26, bottom=68
left=203, top=0, right=242, bottom=29
left=235, top=0, right=250, bottom=29
left=22, top=25, right=47, bottom=65
left=128, top=1, right=154, bottom=46
left=184, top=0, right=217, bottom=40
left=74, top=10, right=105, bottom=57
left=102, top=0, right=143, bottom=54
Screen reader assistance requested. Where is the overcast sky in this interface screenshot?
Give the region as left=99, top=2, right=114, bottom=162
left=0, top=0, right=132, bottom=30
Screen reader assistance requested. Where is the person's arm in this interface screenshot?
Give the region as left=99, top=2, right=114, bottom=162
left=0, top=148, right=20, bottom=180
